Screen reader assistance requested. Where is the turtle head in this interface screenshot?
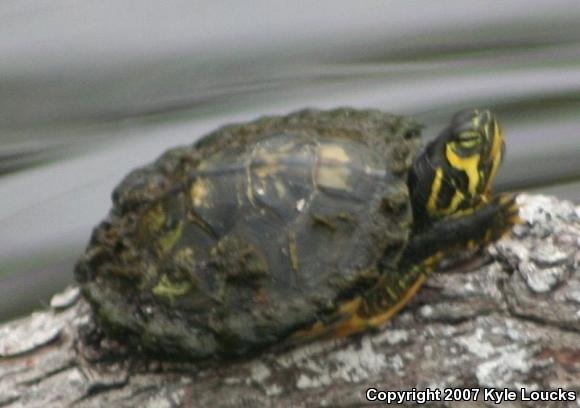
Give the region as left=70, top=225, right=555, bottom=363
left=409, top=108, right=505, bottom=228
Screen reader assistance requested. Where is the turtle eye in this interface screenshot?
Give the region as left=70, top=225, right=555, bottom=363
left=457, top=131, right=482, bottom=149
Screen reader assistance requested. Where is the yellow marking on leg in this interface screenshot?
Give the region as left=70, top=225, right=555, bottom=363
left=290, top=320, right=328, bottom=341
left=290, top=252, right=446, bottom=344
left=317, top=271, right=432, bottom=339
left=325, top=273, right=431, bottom=339
left=288, top=296, right=365, bottom=343
left=366, top=274, right=428, bottom=328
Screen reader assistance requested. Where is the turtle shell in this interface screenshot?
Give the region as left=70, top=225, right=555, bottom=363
left=75, top=108, right=422, bottom=358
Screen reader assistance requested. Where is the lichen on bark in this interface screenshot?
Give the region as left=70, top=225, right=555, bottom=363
left=0, top=194, right=579, bottom=408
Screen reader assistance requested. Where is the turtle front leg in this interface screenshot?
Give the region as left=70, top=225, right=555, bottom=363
left=403, top=193, right=520, bottom=265
left=355, top=193, right=520, bottom=329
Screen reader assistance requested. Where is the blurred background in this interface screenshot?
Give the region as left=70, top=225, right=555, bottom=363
left=1, top=0, right=579, bottom=320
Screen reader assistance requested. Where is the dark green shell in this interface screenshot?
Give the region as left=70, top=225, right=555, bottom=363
left=75, top=108, right=422, bottom=358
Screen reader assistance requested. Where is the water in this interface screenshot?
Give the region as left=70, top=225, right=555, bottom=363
left=1, top=0, right=580, bottom=320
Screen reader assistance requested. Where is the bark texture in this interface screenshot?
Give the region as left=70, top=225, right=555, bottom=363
left=0, top=194, right=579, bottom=408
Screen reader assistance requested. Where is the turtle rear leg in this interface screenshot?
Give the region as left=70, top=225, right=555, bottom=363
left=287, top=261, right=434, bottom=343
left=287, top=193, right=519, bottom=344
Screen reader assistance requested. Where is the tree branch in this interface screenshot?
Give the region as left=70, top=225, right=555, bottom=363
left=1, top=194, right=579, bottom=407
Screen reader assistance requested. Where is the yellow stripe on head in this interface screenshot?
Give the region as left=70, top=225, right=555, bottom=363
left=446, top=143, right=481, bottom=197
left=414, top=108, right=505, bottom=224
left=447, top=189, right=465, bottom=215
left=427, top=167, right=443, bottom=214
left=426, top=165, right=466, bottom=217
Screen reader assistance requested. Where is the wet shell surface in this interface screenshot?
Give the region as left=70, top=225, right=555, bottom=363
left=75, top=108, right=422, bottom=358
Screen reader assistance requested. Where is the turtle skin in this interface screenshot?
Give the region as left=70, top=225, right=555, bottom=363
left=75, top=108, right=516, bottom=359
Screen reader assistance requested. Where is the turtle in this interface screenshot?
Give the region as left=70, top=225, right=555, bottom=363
left=75, top=107, right=519, bottom=360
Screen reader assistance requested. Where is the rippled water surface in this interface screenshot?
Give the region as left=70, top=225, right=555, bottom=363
left=1, top=0, right=579, bottom=319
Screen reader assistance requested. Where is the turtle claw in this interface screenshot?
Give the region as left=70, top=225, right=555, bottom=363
left=489, top=193, right=521, bottom=242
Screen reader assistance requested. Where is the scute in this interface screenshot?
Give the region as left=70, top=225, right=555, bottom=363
left=247, top=133, right=316, bottom=222
left=75, top=108, right=423, bottom=358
